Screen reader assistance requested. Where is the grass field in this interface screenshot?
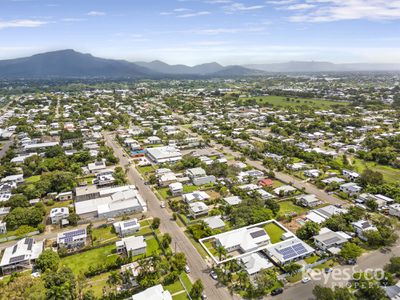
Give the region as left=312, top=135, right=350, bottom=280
left=240, top=96, right=349, bottom=108
left=352, top=158, right=400, bottom=184
left=264, top=223, right=286, bottom=244
left=25, top=175, right=41, bottom=183
left=84, top=272, right=110, bottom=298
left=91, top=226, right=119, bottom=245
left=60, top=244, right=118, bottom=275
left=278, top=200, right=308, bottom=216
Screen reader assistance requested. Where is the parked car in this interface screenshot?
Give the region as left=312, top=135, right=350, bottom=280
left=302, top=277, right=311, bottom=283
left=325, top=268, right=333, bottom=274
left=347, top=259, right=357, bottom=265
left=210, top=270, right=218, bottom=280
left=160, top=201, right=166, bottom=208
left=271, top=288, right=283, bottom=296
left=184, top=265, right=190, bottom=273
left=201, top=293, right=208, bottom=300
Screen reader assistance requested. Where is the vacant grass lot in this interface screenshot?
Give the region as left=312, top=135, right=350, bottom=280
left=240, top=96, right=349, bottom=108
left=91, top=226, right=119, bottom=245
left=264, top=223, right=286, bottom=244
left=352, top=158, right=400, bottom=184
left=278, top=200, right=308, bottom=217
left=60, top=244, right=118, bottom=275
left=25, top=175, right=41, bottom=183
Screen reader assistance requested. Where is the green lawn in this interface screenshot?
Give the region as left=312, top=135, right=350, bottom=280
left=286, top=272, right=303, bottom=283
left=158, top=187, right=171, bottom=199
left=202, top=240, right=218, bottom=257
left=60, top=244, right=118, bottom=275
left=352, top=158, right=400, bottom=184
left=305, top=254, right=320, bottom=264
left=173, top=293, right=189, bottom=300
left=240, top=96, right=349, bottom=108
left=84, top=272, right=110, bottom=298
left=183, top=185, right=199, bottom=193
left=184, top=232, right=209, bottom=259
left=264, top=223, right=286, bottom=244
left=146, top=236, right=161, bottom=256
left=164, top=279, right=184, bottom=294
left=25, top=175, right=41, bottom=183
left=278, top=201, right=308, bottom=216
left=91, top=226, right=119, bottom=245
left=138, top=165, right=155, bottom=174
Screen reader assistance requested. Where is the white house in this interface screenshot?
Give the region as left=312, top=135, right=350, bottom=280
left=116, top=235, right=147, bottom=257
left=0, top=238, right=44, bottom=274
left=169, top=182, right=183, bottom=196
left=50, top=207, right=69, bottom=224
left=131, top=284, right=172, bottom=300
left=313, top=227, right=351, bottom=253
left=146, top=146, right=182, bottom=164
left=188, top=202, right=209, bottom=218
left=296, top=194, right=321, bottom=208
left=57, top=228, right=87, bottom=249
left=182, top=191, right=210, bottom=203
left=114, top=219, right=141, bottom=237
left=340, top=182, right=362, bottom=196
left=351, top=220, right=378, bottom=241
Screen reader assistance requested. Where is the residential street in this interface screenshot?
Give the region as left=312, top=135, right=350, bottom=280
left=104, top=133, right=239, bottom=300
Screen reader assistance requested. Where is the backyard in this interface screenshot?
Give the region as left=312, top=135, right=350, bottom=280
left=264, top=222, right=286, bottom=244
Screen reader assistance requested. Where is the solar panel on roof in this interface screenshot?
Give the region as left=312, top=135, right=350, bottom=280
left=250, top=230, right=266, bottom=239
left=322, top=237, right=340, bottom=245
left=9, top=255, right=26, bottom=264
left=27, top=238, right=33, bottom=251
left=124, top=220, right=138, bottom=227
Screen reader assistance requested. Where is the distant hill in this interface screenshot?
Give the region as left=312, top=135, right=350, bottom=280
left=0, top=49, right=159, bottom=79
left=135, top=60, right=225, bottom=75
left=246, top=61, right=400, bottom=72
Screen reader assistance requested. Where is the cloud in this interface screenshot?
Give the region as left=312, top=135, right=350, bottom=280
left=0, top=19, right=48, bottom=30
left=87, top=11, right=106, bottom=16
left=194, top=26, right=266, bottom=34
left=224, top=2, right=265, bottom=12
left=61, top=18, right=85, bottom=22
left=178, top=11, right=211, bottom=17
left=272, top=0, right=400, bottom=22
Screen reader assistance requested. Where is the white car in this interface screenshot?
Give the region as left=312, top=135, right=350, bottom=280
left=184, top=265, right=190, bottom=273
left=302, top=276, right=311, bottom=283
left=160, top=201, right=166, bottom=208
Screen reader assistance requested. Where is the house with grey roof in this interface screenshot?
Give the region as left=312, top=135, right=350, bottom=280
left=313, top=227, right=351, bottom=253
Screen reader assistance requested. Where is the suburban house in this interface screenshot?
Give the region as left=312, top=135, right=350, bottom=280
left=215, top=226, right=270, bottom=253
left=203, top=215, right=225, bottom=230
left=351, top=220, right=378, bottom=241
left=131, top=284, right=172, bottom=300
left=182, top=191, right=210, bottom=203
left=0, top=238, right=44, bottom=274
left=86, top=160, right=107, bottom=174
left=340, top=182, right=362, bottom=196
left=304, top=169, right=321, bottom=178
left=240, top=252, right=273, bottom=276
left=188, top=202, right=209, bottom=218
left=158, top=172, right=177, bottom=187
left=186, top=167, right=216, bottom=186
left=223, top=196, right=242, bottom=206
left=306, top=205, right=348, bottom=224
left=116, top=235, right=147, bottom=257
left=265, top=237, right=315, bottom=265
left=273, top=185, right=297, bottom=196
left=296, top=194, right=321, bottom=208
left=56, top=191, right=73, bottom=201
left=342, top=170, right=360, bottom=181
left=313, top=227, right=351, bottom=253
left=113, top=219, right=141, bottom=237
left=57, top=228, right=87, bottom=249
left=169, top=182, right=183, bottom=196
left=49, top=207, right=69, bottom=224
left=389, top=203, right=400, bottom=217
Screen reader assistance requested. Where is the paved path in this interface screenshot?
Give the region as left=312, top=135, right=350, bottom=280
left=104, top=132, right=238, bottom=300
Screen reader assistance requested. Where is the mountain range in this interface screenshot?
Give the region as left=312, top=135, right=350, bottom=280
left=0, top=49, right=399, bottom=79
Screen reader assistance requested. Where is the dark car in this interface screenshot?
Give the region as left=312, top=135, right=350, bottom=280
left=347, top=259, right=357, bottom=265
left=271, top=288, right=283, bottom=296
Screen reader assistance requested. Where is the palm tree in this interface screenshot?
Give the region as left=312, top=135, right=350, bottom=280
left=237, top=270, right=249, bottom=289
left=107, top=271, right=122, bottom=294
left=216, top=245, right=227, bottom=262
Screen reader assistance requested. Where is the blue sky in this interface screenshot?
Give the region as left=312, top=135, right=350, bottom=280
left=1, top=0, right=400, bottom=65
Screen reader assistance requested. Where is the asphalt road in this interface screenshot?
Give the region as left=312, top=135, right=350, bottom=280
left=0, top=139, right=13, bottom=160
left=104, top=133, right=238, bottom=300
